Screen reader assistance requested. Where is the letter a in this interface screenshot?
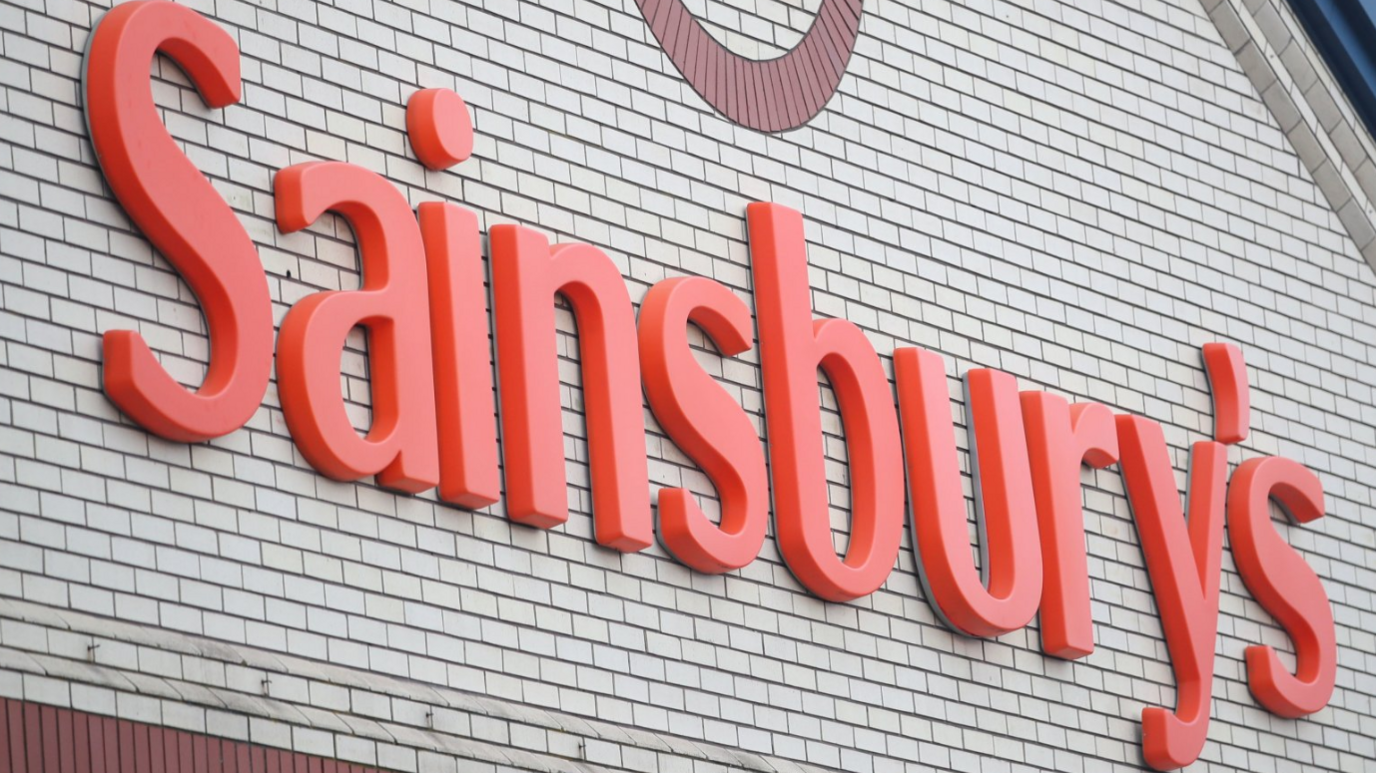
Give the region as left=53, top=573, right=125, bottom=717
left=274, top=162, right=439, bottom=493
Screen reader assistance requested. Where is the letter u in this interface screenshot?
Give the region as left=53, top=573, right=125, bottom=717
left=895, top=348, right=1042, bottom=638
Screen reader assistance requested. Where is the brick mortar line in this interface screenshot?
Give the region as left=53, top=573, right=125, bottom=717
left=0, top=375, right=1368, bottom=541
left=0, top=694, right=422, bottom=773
left=4, top=86, right=1367, bottom=320
left=6, top=243, right=1361, bottom=445
left=23, top=45, right=1349, bottom=253
left=5, top=111, right=1355, bottom=340
left=3, top=334, right=1370, bottom=499
left=0, top=298, right=1342, bottom=465
left=0, top=1, right=1370, bottom=764
left=0, top=366, right=1361, bottom=509
left=202, top=0, right=1259, bottom=143
left=9, top=242, right=1366, bottom=414
left=0, top=562, right=1347, bottom=726
left=6, top=111, right=1373, bottom=367
left=0, top=486, right=1351, bottom=629
left=1262, top=0, right=1376, bottom=186
left=0, top=0, right=1364, bottom=654
left=0, top=420, right=1364, bottom=583
left=0, top=661, right=605, bottom=773
left=0, top=1, right=1343, bottom=236
left=4, top=103, right=1342, bottom=312
left=0, top=437, right=1363, bottom=590
left=0, top=599, right=1358, bottom=771
left=264, top=0, right=1283, bottom=148
left=5, top=229, right=1373, bottom=446
left=0, top=598, right=891, bottom=773
left=2, top=0, right=1376, bottom=649
left=0, top=459, right=1348, bottom=603
left=3, top=6, right=1352, bottom=262
left=0, top=520, right=1359, bottom=714
left=0, top=509, right=1347, bottom=661
left=1216, top=0, right=1376, bottom=171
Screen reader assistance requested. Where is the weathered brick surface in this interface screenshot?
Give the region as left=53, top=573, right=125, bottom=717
left=2, top=0, right=1375, bottom=771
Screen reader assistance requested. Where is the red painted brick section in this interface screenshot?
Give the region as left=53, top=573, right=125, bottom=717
left=0, top=700, right=387, bottom=773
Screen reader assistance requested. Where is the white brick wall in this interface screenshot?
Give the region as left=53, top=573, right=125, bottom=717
left=2, top=0, right=1375, bottom=771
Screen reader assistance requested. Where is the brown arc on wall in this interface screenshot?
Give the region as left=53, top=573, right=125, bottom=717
left=634, top=0, right=865, bottom=131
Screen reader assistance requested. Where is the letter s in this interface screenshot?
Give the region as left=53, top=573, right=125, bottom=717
left=84, top=0, right=272, bottom=441
left=1228, top=457, right=1336, bottom=718
left=638, top=276, right=768, bottom=574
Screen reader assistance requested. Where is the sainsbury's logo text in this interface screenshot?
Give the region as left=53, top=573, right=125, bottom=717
left=81, top=4, right=1338, bottom=770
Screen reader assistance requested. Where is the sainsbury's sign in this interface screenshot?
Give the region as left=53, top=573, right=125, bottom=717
left=82, top=3, right=1337, bottom=770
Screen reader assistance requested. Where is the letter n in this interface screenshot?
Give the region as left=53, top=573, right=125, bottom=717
left=489, top=226, right=651, bottom=552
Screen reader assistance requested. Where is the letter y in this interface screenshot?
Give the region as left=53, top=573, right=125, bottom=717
left=1116, top=418, right=1227, bottom=771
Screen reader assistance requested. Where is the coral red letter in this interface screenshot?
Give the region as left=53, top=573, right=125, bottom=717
left=749, top=203, right=905, bottom=601
left=1116, top=417, right=1227, bottom=771
left=407, top=89, right=474, bottom=171
left=1202, top=342, right=1249, bottom=445
left=896, top=349, right=1042, bottom=637
left=274, top=162, right=439, bottom=493
left=639, top=277, right=768, bottom=573
left=1021, top=395, right=1118, bottom=658
left=1228, top=457, right=1335, bottom=718
left=85, top=0, right=272, bottom=442
left=489, top=226, right=651, bottom=552
left=419, top=202, right=500, bottom=508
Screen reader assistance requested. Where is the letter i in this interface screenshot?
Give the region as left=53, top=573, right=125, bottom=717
left=408, top=88, right=501, bottom=508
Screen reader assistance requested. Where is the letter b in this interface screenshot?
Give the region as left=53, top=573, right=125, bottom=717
left=748, top=202, right=905, bottom=601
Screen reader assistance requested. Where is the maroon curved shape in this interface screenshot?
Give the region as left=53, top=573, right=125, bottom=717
left=634, top=0, right=865, bottom=132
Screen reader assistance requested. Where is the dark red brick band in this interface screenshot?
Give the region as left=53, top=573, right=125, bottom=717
left=0, top=698, right=386, bottom=773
